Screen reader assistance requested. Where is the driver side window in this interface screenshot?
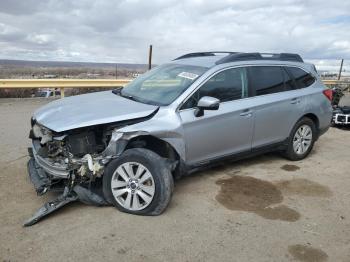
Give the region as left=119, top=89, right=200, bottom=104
left=181, top=67, right=248, bottom=110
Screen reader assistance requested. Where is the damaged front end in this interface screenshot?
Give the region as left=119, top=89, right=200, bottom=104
left=25, top=120, right=136, bottom=226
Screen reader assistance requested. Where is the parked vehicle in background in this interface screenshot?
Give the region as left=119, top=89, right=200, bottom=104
left=34, top=89, right=61, bottom=98
left=331, top=87, right=350, bottom=126
left=26, top=52, right=332, bottom=226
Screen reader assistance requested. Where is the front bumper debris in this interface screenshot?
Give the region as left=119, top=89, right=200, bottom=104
left=27, top=157, right=52, bottom=195
left=24, top=187, right=78, bottom=227
left=25, top=157, right=110, bottom=227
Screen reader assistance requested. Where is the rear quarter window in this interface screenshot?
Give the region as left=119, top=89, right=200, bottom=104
left=287, top=67, right=315, bottom=88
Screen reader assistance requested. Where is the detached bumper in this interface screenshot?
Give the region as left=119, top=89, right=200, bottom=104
left=27, top=147, right=65, bottom=195
left=27, top=157, right=52, bottom=195
left=25, top=156, right=109, bottom=226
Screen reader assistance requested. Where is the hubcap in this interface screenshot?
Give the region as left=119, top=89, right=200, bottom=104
left=111, top=162, right=155, bottom=211
left=293, top=125, right=312, bottom=155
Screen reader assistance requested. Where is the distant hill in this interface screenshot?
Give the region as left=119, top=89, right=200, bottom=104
left=0, top=59, right=148, bottom=70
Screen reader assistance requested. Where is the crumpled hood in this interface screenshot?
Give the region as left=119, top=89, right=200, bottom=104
left=33, top=91, right=158, bottom=132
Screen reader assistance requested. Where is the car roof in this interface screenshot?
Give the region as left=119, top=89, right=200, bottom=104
left=169, top=54, right=315, bottom=73
left=169, top=55, right=226, bottom=68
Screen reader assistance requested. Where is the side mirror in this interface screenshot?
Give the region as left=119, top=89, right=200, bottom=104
left=194, top=96, right=220, bottom=117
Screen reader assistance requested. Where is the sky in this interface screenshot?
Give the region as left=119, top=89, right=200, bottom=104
left=0, top=0, right=349, bottom=71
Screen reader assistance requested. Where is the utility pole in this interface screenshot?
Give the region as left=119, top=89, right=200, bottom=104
left=148, top=45, right=153, bottom=70
left=338, top=59, right=344, bottom=80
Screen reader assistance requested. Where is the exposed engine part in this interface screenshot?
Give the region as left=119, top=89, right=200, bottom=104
left=76, top=154, right=104, bottom=177
left=65, top=131, right=100, bottom=157
left=47, top=140, right=63, bottom=157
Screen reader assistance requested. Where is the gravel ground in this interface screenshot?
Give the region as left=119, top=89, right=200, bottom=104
left=0, top=98, right=349, bottom=262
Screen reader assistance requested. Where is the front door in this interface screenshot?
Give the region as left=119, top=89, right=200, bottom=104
left=178, top=67, right=254, bottom=165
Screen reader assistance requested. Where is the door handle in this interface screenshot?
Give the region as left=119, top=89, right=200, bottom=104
left=240, top=109, right=252, bottom=117
left=290, top=98, right=300, bottom=104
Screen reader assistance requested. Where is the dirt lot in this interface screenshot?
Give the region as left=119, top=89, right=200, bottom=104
left=0, top=98, right=349, bottom=262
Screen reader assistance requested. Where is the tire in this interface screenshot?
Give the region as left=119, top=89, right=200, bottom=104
left=103, top=148, right=174, bottom=215
left=283, top=117, right=317, bottom=161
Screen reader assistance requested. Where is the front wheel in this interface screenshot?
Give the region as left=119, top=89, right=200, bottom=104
left=283, top=117, right=316, bottom=161
left=103, top=148, right=174, bottom=215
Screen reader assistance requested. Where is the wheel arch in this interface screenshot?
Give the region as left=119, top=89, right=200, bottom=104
left=125, top=135, right=179, bottom=160
left=124, top=135, right=186, bottom=178
left=288, top=113, right=320, bottom=142
left=302, top=113, right=320, bottom=130
left=300, top=113, right=321, bottom=140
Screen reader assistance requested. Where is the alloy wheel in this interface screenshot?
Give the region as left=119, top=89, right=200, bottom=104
left=293, top=124, right=313, bottom=155
left=111, top=162, right=155, bottom=211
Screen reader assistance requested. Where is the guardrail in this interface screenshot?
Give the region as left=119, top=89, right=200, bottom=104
left=0, top=79, right=132, bottom=97
left=0, top=78, right=349, bottom=98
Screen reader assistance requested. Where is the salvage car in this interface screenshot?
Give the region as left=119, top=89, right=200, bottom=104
left=26, top=52, right=333, bottom=225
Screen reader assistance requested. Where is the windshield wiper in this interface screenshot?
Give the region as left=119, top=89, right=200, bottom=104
left=112, top=88, right=139, bottom=102
left=112, top=88, right=122, bottom=95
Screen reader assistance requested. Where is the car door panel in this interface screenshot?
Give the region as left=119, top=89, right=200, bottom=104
left=250, top=91, right=305, bottom=148
left=179, top=99, right=254, bottom=164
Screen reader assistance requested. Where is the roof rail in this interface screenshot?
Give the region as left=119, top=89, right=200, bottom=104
left=174, top=51, right=237, bottom=60
left=215, top=52, right=303, bottom=64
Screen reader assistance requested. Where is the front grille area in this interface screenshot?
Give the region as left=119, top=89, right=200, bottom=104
left=32, top=140, right=69, bottom=178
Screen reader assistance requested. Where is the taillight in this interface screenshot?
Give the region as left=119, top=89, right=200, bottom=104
left=323, top=89, right=333, bottom=101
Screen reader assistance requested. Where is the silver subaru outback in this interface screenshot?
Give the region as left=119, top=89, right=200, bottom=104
left=26, top=52, right=333, bottom=225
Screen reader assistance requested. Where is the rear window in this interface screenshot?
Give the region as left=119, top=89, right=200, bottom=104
left=287, top=67, right=315, bottom=88
left=249, top=66, right=285, bottom=96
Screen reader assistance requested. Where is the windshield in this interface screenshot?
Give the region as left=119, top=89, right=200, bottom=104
left=120, top=63, right=208, bottom=106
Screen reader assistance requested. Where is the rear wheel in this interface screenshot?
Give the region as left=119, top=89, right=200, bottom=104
left=283, top=117, right=316, bottom=161
left=103, top=148, right=174, bottom=215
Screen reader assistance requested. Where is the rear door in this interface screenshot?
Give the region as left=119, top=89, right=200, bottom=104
left=248, top=66, right=305, bottom=148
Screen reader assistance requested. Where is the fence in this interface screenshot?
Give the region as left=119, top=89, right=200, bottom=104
left=0, top=78, right=349, bottom=98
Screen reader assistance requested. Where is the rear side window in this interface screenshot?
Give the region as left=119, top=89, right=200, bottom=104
left=287, top=67, right=315, bottom=88
left=249, top=66, right=285, bottom=96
